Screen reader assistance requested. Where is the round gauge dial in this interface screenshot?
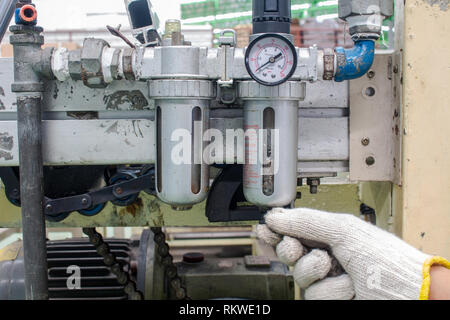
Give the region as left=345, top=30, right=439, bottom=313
left=245, top=33, right=298, bottom=86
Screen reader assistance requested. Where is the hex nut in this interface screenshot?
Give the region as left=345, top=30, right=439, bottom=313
left=109, top=49, right=121, bottom=80
left=68, top=50, right=82, bottom=80
left=81, top=38, right=109, bottom=88
left=338, top=0, right=393, bottom=19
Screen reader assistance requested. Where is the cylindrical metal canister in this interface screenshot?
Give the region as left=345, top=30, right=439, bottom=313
left=239, top=81, right=305, bottom=207
left=150, top=80, right=214, bottom=206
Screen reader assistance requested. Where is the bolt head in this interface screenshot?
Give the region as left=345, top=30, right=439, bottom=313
left=367, top=70, right=375, bottom=79
left=361, top=138, right=370, bottom=146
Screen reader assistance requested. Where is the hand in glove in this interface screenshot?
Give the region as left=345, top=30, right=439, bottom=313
left=257, top=207, right=450, bottom=300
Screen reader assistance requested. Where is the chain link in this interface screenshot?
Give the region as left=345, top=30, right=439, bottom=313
left=151, top=227, right=190, bottom=300
left=82, top=227, right=143, bottom=300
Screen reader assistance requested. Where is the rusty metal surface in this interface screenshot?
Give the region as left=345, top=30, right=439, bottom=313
left=323, top=48, right=335, bottom=81
left=0, top=183, right=361, bottom=227
left=122, top=48, right=135, bottom=81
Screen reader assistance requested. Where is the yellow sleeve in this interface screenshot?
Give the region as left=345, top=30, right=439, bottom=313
left=419, top=256, right=450, bottom=300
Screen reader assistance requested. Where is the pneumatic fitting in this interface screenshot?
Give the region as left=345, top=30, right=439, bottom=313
left=15, top=4, right=37, bottom=26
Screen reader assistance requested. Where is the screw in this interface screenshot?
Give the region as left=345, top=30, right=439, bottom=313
left=361, top=137, right=370, bottom=146
left=307, top=178, right=320, bottom=194
left=45, top=204, right=53, bottom=212
left=367, top=70, right=375, bottom=79
left=81, top=197, right=88, bottom=205
left=115, top=187, right=123, bottom=195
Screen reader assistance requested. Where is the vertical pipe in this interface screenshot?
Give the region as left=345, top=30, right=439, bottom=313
left=17, top=95, right=48, bottom=300
left=0, top=0, right=18, bottom=43
left=10, top=17, right=48, bottom=298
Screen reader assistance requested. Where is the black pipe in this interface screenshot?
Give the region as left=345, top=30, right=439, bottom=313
left=0, top=0, right=18, bottom=43
left=17, top=95, right=48, bottom=300
left=10, top=18, right=48, bottom=299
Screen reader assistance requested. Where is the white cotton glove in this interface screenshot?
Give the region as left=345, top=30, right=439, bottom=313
left=256, top=207, right=433, bottom=300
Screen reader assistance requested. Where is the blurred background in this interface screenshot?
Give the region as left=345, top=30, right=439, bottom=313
left=0, top=0, right=394, bottom=57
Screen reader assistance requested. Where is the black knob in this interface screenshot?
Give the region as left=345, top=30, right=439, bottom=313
left=252, top=0, right=291, bottom=35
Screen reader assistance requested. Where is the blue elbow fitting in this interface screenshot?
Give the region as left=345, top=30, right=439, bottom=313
left=15, top=5, right=37, bottom=26
left=334, top=40, right=375, bottom=82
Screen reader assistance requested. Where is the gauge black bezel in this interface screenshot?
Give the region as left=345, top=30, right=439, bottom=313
left=244, top=33, right=298, bottom=87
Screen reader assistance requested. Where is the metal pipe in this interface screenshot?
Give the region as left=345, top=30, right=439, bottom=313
left=334, top=40, right=375, bottom=82
left=15, top=4, right=38, bottom=26
left=10, top=12, right=48, bottom=298
left=17, top=95, right=48, bottom=300
left=0, top=0, right=18, bottom=43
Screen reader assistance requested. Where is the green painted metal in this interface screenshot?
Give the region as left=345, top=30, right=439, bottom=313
left=0, top=184, right=362, bottom=227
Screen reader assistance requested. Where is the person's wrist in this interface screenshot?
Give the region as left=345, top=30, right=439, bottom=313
left=429, top=264, right=450, bottom=300
left=420, top=256, right=450, bottom=300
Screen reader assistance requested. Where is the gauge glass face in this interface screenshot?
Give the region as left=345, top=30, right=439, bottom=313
left=245, top=34, right=297, bottom=86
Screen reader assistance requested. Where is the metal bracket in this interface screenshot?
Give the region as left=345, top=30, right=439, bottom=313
left=218, top=29, right=236, bottom=101
left=205, top=165, right=265, bottom=222
left=218, top=29, right=236, bottom=47
left=349, top=52, right=401, bottom=184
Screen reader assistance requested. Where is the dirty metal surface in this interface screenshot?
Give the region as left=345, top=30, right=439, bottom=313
left=0, top=117, right=348, bottom=167
left=349, top=52, right=401, bottom=183
left=0, top=119, right=155, bottom=166
left=0, top=184, right=361, bottom=227
left=0, top=59, right=15, bottom=112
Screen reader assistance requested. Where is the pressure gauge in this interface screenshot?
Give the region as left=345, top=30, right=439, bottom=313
left=245, top=33, right=298, bottom=86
